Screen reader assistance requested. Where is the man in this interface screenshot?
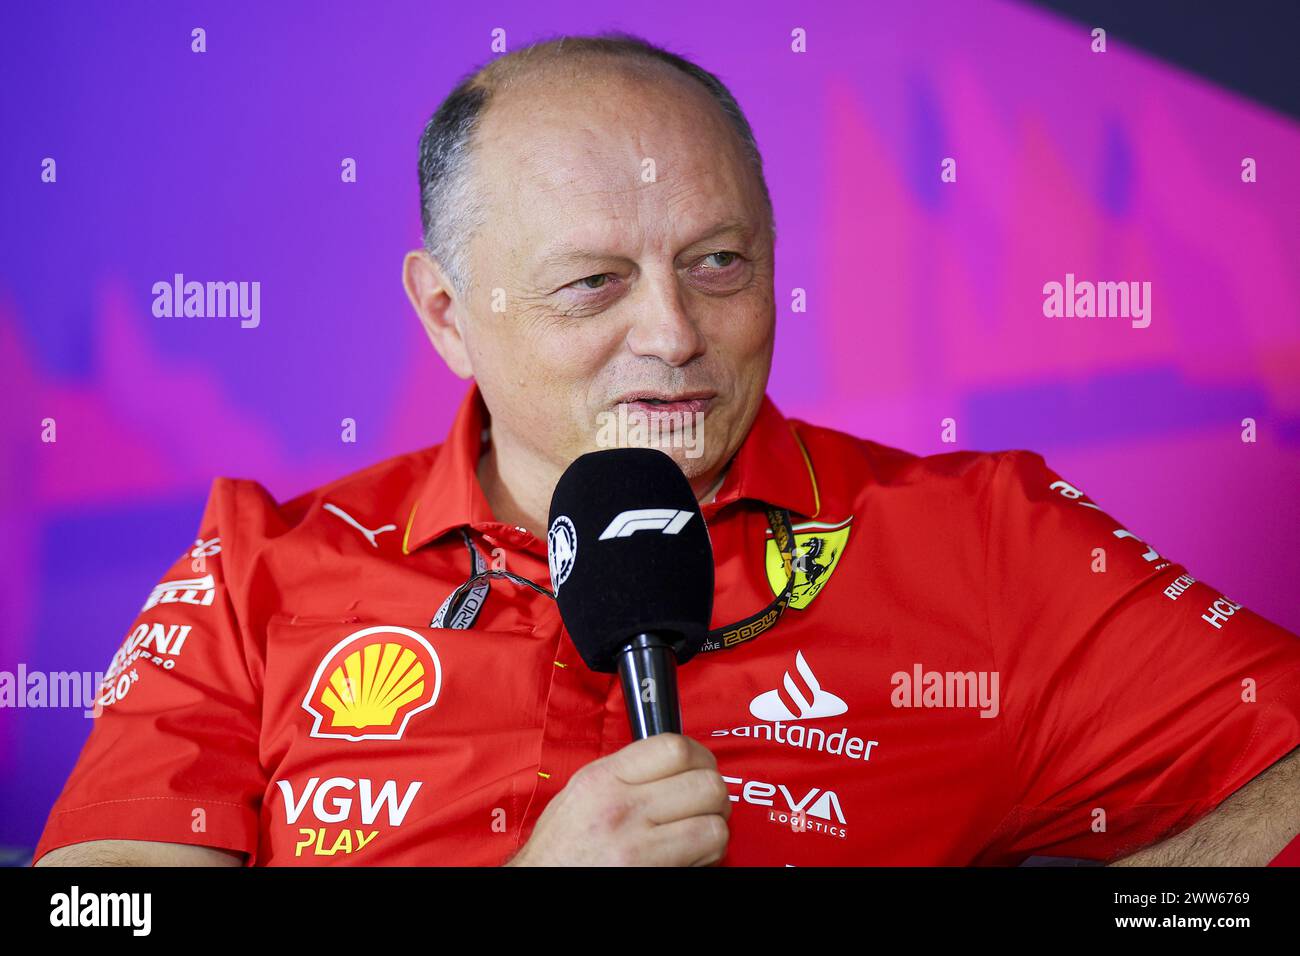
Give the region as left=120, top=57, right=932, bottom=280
left=35, top=33, right=1300, bottom=867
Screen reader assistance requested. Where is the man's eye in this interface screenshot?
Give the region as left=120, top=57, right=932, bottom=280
left=569, top=274, right=610, bottom=291
left=704, top=252, right=739, bottom=269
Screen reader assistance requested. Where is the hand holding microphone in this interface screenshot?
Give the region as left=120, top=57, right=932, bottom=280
left=506, top=733, right=731, bottom=867
left=507, top=448, right=730, bottom=866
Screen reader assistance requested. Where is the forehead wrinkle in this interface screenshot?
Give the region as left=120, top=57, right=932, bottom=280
left=474, top=64, right=763, bottom=284
left=482, top=62, right=721, bottom=196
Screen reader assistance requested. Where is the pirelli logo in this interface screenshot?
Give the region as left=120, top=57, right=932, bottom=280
left=141, top=574, right=216, bottom=612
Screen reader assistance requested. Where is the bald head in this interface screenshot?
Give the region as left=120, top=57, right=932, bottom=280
left=416, top=33, right=774, bottom=300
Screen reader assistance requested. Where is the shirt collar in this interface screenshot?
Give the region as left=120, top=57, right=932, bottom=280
left=402, top=382, right=821, bottom=555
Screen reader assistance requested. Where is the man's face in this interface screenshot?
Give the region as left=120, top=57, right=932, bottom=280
left=454, top=61, right=776, bottom=484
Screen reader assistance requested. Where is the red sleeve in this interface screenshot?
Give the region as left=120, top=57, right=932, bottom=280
left=32, top=478, right=270, bottom=865
left=982, top=451, right=1300, bottom=863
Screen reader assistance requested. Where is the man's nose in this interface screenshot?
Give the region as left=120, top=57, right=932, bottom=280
left=623, top=274, right=706, bottom=367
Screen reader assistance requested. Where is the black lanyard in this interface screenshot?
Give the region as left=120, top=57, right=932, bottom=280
left=430, top=506, right=798, bottom=654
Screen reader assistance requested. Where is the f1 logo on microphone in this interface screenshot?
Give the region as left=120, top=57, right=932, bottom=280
left=599, top=509, right=695, bottom=540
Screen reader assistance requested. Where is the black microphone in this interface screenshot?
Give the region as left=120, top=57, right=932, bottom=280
left=547, top=447, right=715, bottom=738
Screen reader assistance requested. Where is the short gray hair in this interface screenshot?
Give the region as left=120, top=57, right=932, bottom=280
left=416, top=31, right=774, bottom=300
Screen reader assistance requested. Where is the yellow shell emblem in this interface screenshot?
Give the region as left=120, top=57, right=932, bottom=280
left=302, top=625, right=442, bottom=741
left=765, top=517, right=851, bottom=610
left=321, top=642, right=426, bottom=729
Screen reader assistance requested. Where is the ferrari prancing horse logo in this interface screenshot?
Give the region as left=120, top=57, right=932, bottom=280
left=764, top=517, right=852, bottom=610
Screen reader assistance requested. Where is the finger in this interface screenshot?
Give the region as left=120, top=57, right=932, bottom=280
left=605, top=732, right=716, bottom=786
left=641, top=813, right=730, bottom=867
left=633, top=768, right=732, bottom=826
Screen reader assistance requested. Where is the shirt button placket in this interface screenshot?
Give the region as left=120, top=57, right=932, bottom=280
left=515, top=616, right=613, bottom=852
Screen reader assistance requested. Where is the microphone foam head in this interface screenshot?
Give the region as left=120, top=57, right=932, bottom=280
left=547, top=447, right=714, bottom=673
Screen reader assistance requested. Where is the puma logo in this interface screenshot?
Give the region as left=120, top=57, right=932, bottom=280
left=323, top=503, right=397, bottom=548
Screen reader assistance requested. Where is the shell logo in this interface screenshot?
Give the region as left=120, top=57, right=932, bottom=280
left=302, top=626, right=442, bottom=741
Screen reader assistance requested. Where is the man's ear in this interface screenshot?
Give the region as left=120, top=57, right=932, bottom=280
left=402, top=249, right=473, bottom=379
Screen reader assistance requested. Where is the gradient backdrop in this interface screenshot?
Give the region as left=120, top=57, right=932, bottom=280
left=2, top=0, right=1297, bottom=852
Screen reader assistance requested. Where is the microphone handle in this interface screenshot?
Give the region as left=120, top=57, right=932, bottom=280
left=617, top=633, right=682, bottom=739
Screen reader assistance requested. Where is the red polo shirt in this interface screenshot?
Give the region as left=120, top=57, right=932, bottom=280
left=33, top=384, right=1300, bottom=865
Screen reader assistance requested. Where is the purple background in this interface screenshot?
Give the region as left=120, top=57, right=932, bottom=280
left=2, top=0, right=1297, bottom=851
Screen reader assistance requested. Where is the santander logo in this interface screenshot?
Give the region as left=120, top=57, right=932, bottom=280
left=749, top=650, right=847, bottom=721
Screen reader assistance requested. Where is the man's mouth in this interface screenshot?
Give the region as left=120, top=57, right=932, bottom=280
left=615, top=392, right=715, bottom=416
